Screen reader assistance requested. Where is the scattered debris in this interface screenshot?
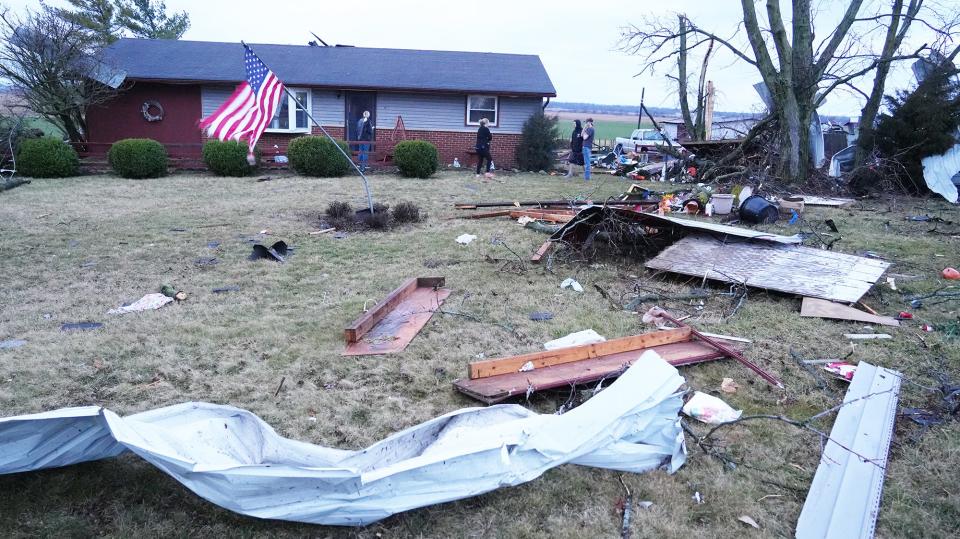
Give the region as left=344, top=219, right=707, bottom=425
left=343, top=277, right=451, bottom=356
left=212, top=286, right=241, bottom=293
left=943, top=267, right=960, bottom=280
left=699, top=332, right=752, bottom=343
left=795, top=362, right=901, bottom=539
left=560, top=278, right=584, bottom=292
left=544, top=329, right=606, bottom=350
left=737, top=515, right=760, bottom=529
left=455, top=234, right=477, bottom=245
left=309, top=228, right=336, bottom=235
left=844, top=333, right=893, bottom=340
left=528, top=311, right=554, bottom=321
left=250, top=241, right=289, bottom=262
left=682, top=392, right=742, bottom=424
left=60, top=322, right=103, bottom=332
left=0, top=339, right=26, bottom=350
left=788, top=195, right=856, bottom=207
left=823, top=362, right=857, bottom=381
left=886, top=277, right=897, bottom=290
left=194, top=256, right=219, bottom=267
left=0, top=354, right=687, bottom=526
left=207, top=240, right=221, bottom=249
left=720, top=378, right=739, bottom=393
left=800, top=297, right=900, bottom=327
left=108, top=293, right=173, bottom=315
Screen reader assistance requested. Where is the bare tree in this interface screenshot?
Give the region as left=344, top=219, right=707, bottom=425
left=621, top=1, right=958, bottom=184
left=675, top=15, right=714, bottom=141
left=0, top=6, right=116, bottom=142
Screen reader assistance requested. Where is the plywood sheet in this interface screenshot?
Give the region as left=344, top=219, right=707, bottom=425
left=455, top=340, right=723, bottom=404
left=789, top=195, right=856, bottom=207
left=801, top=297, right=900, bottom=327
left=343, top=283, right=451, bottom=356
left=645, top=235, right=889, bottom=303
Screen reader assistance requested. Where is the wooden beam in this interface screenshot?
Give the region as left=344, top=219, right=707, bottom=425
left=509, top=210, right=574, bottom=223
left=460, top=210, right=513, bottom=219
left=468, top=327, right=692, bottom=379
left=344, top=277, right=444, bottom=343
left=530, top=241, right=554, bottom=263
left=801, top=297, right=900, bottom=327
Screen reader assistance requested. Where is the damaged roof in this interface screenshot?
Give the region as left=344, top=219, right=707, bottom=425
left=103, top=38, right=557, bottom=97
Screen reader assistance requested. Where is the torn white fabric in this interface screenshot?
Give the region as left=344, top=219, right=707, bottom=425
left=544, top=329, right=607, bottom=350
left=0, top=352, right=686, bottom=526
left=921, top=143, right=960, bottom=203
left=107, top=293, right=173, bottom=315
left=682, top=391, right=742, bottom=424
left=560, top=278, right=584, bottom=292
left=455, top=233, right=477, bottom=245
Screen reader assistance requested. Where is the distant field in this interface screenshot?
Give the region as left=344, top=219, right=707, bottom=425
left=551, top=111, right=651, bottom=143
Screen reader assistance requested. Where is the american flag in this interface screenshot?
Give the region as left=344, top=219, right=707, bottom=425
left=199, top=45, right=285, bottom=157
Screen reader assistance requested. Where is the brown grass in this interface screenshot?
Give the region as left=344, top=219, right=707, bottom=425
left=0, top=169, right=957, bottom=538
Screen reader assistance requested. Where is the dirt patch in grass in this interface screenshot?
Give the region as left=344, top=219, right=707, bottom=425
left=0, top=170, right=958, bottom=537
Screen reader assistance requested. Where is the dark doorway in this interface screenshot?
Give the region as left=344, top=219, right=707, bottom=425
left=344, top=91, right=377, bottom=143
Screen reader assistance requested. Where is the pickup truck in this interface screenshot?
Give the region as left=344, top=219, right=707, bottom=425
left=613, top=128, right=675, bottom=154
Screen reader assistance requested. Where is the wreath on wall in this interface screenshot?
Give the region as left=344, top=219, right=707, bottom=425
left=141, top=100, right=164, bottom=122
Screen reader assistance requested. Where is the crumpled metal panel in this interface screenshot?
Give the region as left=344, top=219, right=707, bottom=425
left=795, top=362, right=902, bottom=539
left=0, top=351, right=686, bottom=526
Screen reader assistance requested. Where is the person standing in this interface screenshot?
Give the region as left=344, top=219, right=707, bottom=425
left=356, top=111, right=374, bottom=172
left=565, top=119, right=583, bottom=178
left=581, top=118, right=595, bottom=180
left=475, top=117, right=493, bottom=177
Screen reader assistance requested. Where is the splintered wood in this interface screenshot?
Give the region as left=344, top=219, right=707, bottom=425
left=645, top=235, right=889, bottom=303
left=343, top=277, right=451, bottom=356
left=454, top=327, right=738, bottom=404
left=800, top=297, right=900, bottom=327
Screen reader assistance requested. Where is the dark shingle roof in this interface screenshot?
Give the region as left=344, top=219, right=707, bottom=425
left=104, top=38, right=556, bottom=96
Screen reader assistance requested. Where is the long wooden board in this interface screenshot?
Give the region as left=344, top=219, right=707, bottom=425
left=455, top=340, right=723, bottom=404
left=800, top=297, right=900, bottom=327
left=343, top=277, right=449, bottom=356
left=468, top=327, right=691, bottom=379
left=645, top=235, right=889, bottom=303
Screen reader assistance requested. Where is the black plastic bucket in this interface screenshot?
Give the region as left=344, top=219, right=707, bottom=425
left=740, top=195, right=779, bottom=224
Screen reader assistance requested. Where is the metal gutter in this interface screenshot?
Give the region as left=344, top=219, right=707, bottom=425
left=795, top=361, right=902, bottom=539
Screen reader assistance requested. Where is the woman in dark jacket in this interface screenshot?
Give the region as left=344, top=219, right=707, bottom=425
left=475, top=118, right=493, bottom=176
left=565, top=119, right=583, bottom=177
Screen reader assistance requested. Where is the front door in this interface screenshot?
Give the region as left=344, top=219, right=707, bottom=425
left=344, top=91, right=377, bottom=144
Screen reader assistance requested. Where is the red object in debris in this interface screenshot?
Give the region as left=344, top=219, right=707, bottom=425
left=898, top=311, right=913, bottom=319
left=943, top=267, right=960, bottom=280
left=824, top=362, right=857, bottom=381
left=922, top=324, right=934, bottom=332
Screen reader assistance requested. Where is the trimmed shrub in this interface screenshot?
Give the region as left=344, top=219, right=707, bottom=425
left=394, top=140, right=439, bottom=178
left=392, top=201, right=423, bottom=223
left=16, top=137, right=79, bottom=178
left=108, top=138, right=167, bottom=179
left=325, top=201, right=353, bottom=219
left=202, top=140, right=259, bottom=176
left=288, top=136, right=351, bottom=177
left=364, top=202, right=391, bottom=230
left=516, top=111, right=559, bottom=171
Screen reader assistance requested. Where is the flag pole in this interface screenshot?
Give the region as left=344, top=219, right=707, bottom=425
left=243, top=42, right=374, bottom=213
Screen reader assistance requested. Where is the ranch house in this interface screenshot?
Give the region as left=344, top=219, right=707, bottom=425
left=88, top=38, right=557, bottom=169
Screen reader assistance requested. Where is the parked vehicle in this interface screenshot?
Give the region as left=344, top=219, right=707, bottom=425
left=614, top=128, right=676, bottom=154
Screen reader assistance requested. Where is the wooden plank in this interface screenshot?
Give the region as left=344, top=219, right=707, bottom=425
left=645, top=235, right=890, bottom=303
left=789, top=195, right=856, bottom=207
left=530, top=241, right=554, bottom=263
left=460, top=210, right=513, bottom=219
left=509, top=210, right=574, bottom=223
left=468, top=327, right=692, bottom=379
left=455, top=340, right=724, bottom=404
left=801, top=297, right=900, bottom=327
left=344, top=277, right=444, bottom=343
left=343, top=284, right=451, bottom=356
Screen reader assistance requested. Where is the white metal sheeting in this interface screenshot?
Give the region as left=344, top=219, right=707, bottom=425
left=795, top=362, right=902, bottom=539
left=0, top=351, right=686, bottom=526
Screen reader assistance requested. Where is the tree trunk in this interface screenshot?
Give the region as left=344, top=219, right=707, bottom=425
left=677, top=15, right=697, bottom=140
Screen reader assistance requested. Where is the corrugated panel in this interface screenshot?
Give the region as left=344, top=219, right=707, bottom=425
left=201, top=86, right=343, bottom=126
left=795, top=362, right=902, bottom=539
left=377, top=92, right=541, bottom=134
left=644, top=235, right=889, bottom=303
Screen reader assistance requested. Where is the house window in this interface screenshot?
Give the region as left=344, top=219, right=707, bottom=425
left=268, top=89, right=311, bottom=132
left=466, top=95, right=498, bottom=126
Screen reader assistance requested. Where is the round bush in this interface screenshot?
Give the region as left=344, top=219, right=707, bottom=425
left=202, top=140, right=259, bottom=176
left=393, top=140, right=439, bottom=178
left=288, top=136, right=351, bottom=177
left=108, top=138, right=167, bottom=179
left=16, top=137, right=79, bottom=178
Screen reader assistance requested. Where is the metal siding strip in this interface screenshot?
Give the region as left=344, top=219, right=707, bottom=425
left=795, top=362, right=901, bottom=539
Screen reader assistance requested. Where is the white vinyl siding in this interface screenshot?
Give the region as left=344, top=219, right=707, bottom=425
left=201, top=86, right=343, bottom=127
left=376, top=92, right=540, bottom=134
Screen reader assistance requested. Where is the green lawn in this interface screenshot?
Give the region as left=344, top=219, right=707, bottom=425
left=0, top=170, right=958, bottom=538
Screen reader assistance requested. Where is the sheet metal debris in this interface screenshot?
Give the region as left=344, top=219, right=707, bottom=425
left=0, top=354, right=687, bottom=526
left=795, top=362, right=901, bottom=539
left=250, top=240, right=289, bottom=262
left=60, top=322, right=104, bottom=332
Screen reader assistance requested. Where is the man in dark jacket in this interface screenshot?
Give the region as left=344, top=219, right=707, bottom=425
left=475, top=118, right=493, bottom=176
left=356, top=111, right=374, bottom=172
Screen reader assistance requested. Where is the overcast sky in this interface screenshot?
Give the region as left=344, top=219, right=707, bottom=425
left=9, top=0, right=954, bottom=116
